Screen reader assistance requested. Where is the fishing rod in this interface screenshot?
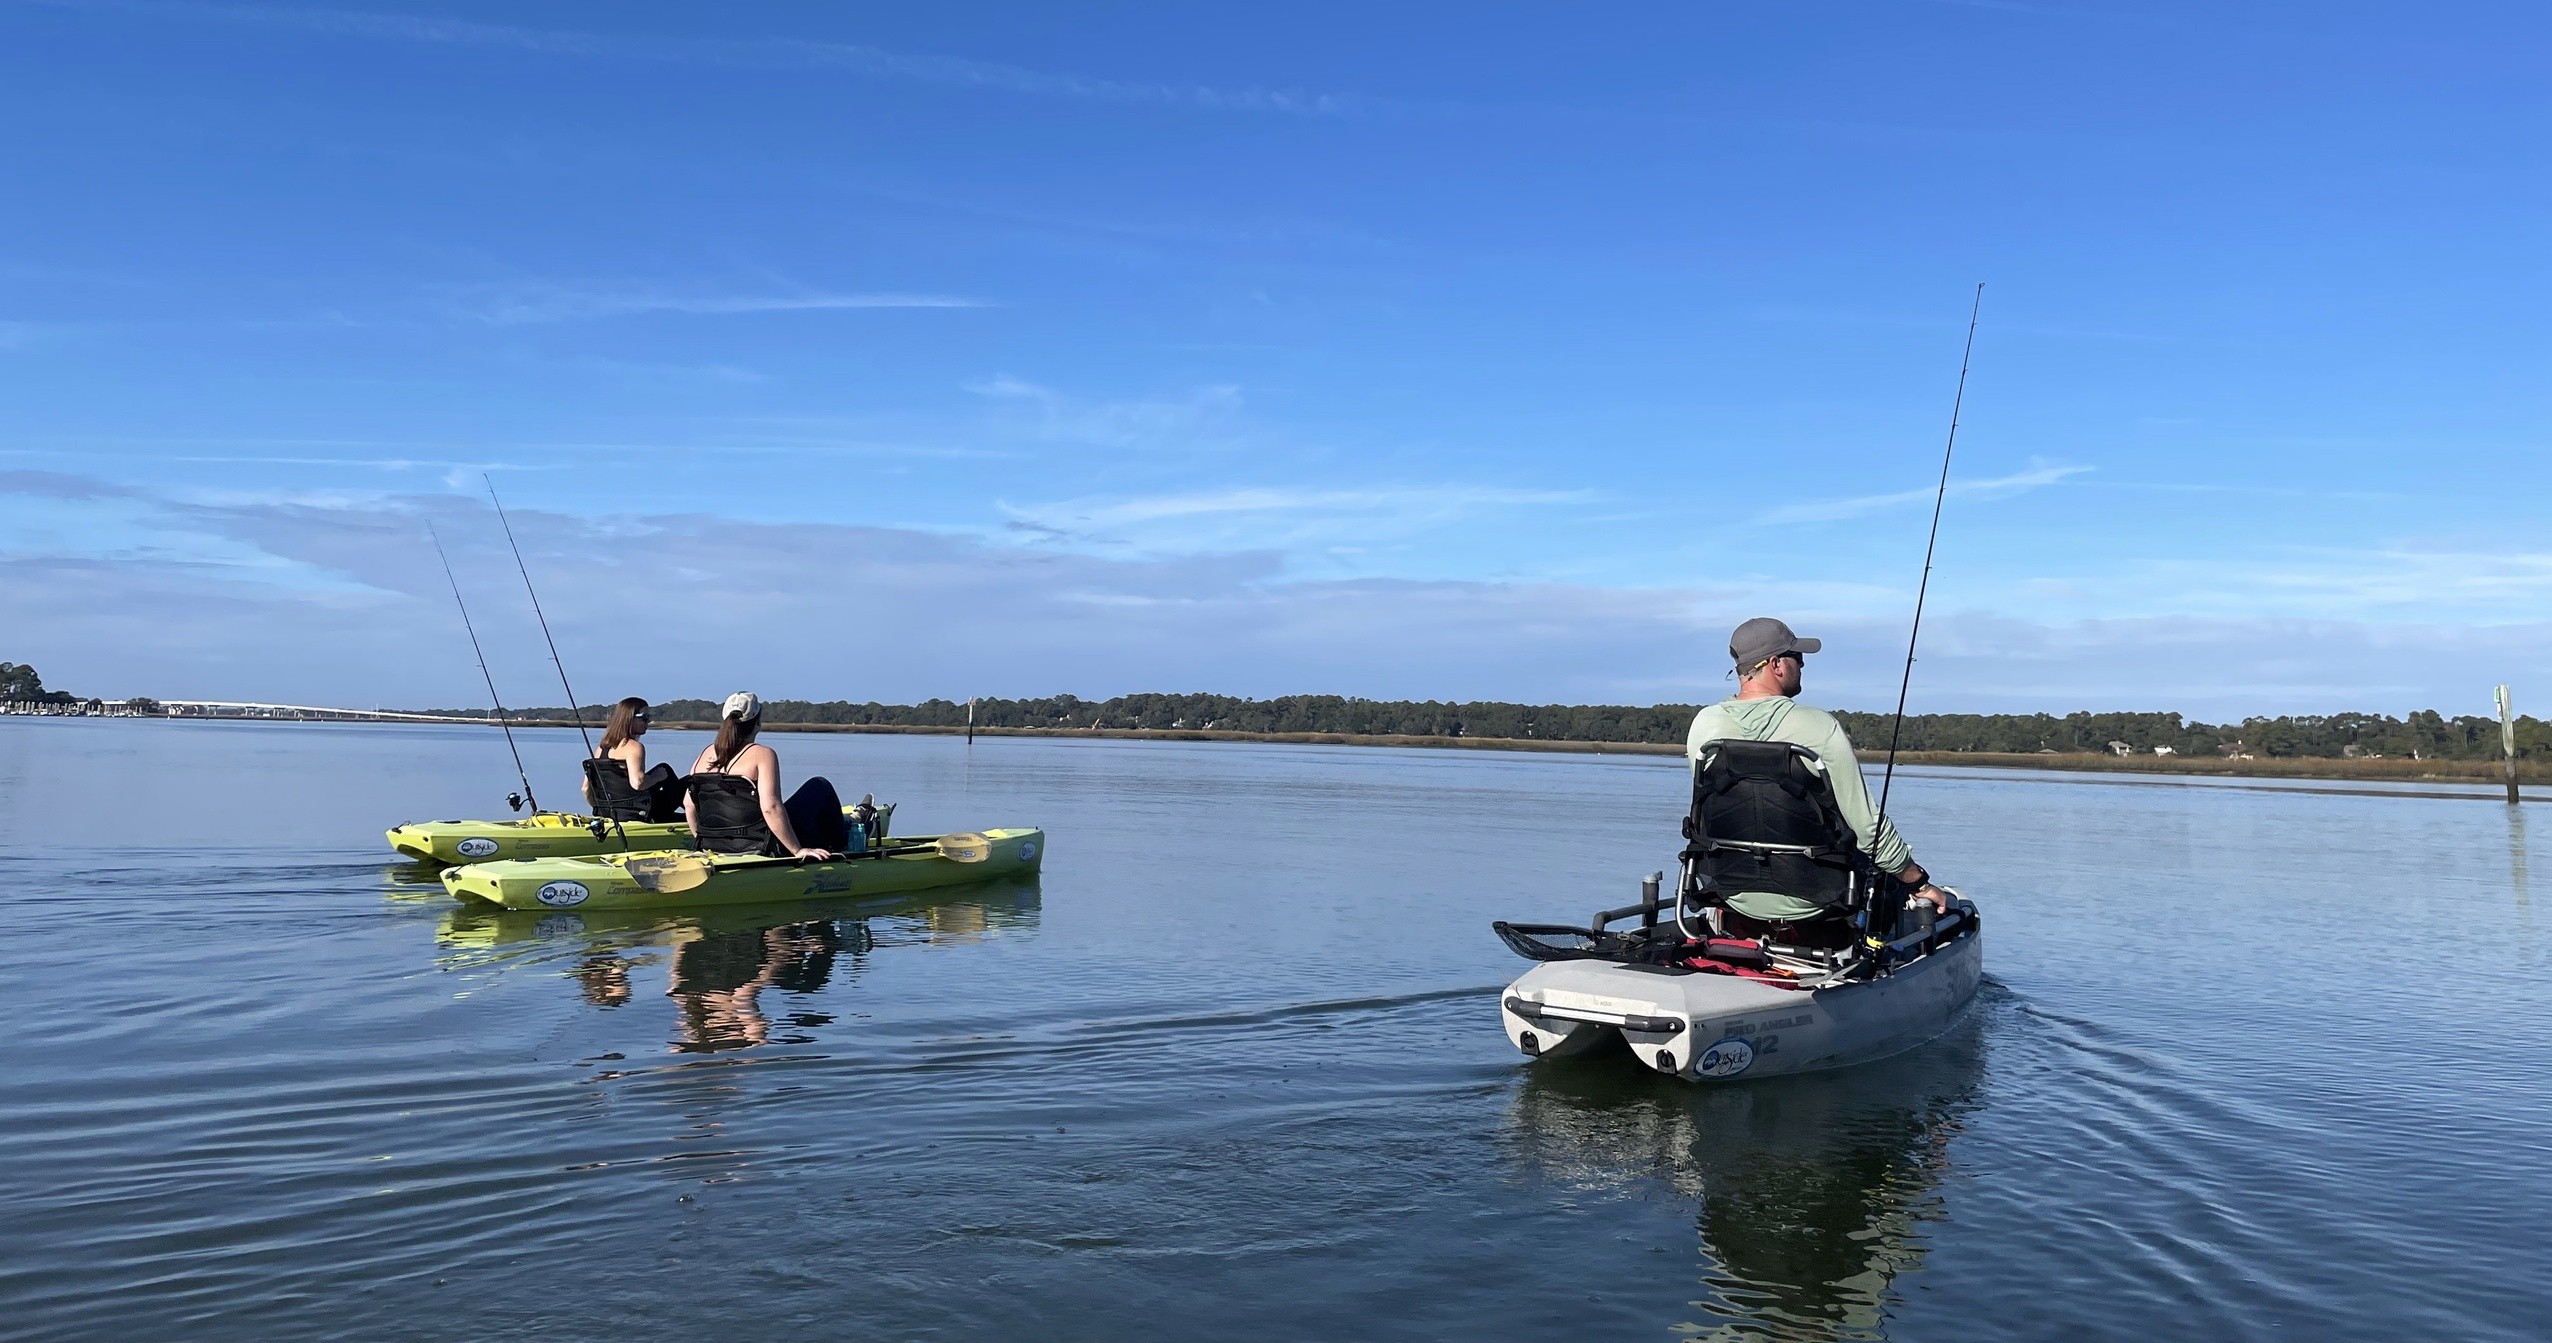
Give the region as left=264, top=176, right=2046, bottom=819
left=483, top=476, right=594, bottom=756
left=428, top=522, right=540, bottom=813
left=1874, top=283, right=1984, bottom=831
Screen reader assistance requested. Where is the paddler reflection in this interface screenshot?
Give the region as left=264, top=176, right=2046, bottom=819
left=665, top=920, right=845, bottom=1052
left=437, top=880, right=1043, bottom=1051
left=1507, top=1013, right=1987, bottom=1341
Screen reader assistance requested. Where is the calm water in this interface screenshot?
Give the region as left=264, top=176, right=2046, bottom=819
left=2, top=719, right=2545, bottom=1341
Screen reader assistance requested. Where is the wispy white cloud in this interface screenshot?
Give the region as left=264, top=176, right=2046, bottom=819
left=1012, top=485, right=1587, bottom=532
left=998, top=484, right=1595, bottom=558
left=2163, top=546, right=2552, bottom=616
left=9, top=472, right=2552, bottom=716
left=446, top=282, right=984, bottom=325
left=1759, top=458, right=2092, bottom=525
left=966, top=377, right=1248, bottom=451
left=0, top=320, right=70, bottom=350
left=37, top=0, right=1369, bottom=116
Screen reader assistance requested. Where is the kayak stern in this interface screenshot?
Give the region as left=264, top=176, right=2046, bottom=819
left=1500, top=924, right=1983, bottom=1082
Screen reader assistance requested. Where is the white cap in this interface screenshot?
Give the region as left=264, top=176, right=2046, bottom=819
left=720, top=691, right=761, bottom=722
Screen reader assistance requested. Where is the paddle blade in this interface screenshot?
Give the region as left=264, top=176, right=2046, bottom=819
left=625, top=855, right=713, bottom=893
left=935, top=833, right=993, bottom=863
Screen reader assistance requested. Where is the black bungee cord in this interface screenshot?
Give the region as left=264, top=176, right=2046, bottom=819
left=427, top=522, right=540, bottom=813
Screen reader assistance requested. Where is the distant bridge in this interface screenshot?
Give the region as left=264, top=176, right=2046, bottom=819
left=2, top=698, right=507, bottom=724
left=159, top=700, right=507, bottom=724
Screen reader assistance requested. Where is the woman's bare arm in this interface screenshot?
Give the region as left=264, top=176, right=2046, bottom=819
left=749, top=746, right=825, bottom=857
left=683, top=747, right=708, bottom=839
left=619, top=740, right=648, bottom=791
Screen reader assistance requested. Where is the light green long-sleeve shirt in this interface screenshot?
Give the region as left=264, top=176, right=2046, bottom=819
left=1685, top=695, right=1913, bottom=921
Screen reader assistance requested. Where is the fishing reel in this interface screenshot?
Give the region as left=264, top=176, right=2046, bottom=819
left=506, top=792, right=525, bottom=813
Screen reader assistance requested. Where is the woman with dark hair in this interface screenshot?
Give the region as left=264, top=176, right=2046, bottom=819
left=684, top=692, right=846, bottom=859
left=582, top=696, right=684, bottom=821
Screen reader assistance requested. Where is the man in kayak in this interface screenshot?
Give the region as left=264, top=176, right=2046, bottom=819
left=1687, top=617, right=1950, bottom=944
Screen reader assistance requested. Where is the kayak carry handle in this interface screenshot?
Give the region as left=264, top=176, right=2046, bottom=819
left=1591, top=893, right=1675, bottom=936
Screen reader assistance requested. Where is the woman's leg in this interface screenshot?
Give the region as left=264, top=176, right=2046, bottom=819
left=640, top=763, right=683, bottom=822
left=783, top=776, right=849, bottom=852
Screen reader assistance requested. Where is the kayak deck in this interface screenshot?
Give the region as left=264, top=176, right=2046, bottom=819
left=387, top=804, right=883, bottom=867
left=440, top=828, right=1044, bottom=910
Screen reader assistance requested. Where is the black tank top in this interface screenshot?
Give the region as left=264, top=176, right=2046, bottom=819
left=685, top=764, right=781, bottom=855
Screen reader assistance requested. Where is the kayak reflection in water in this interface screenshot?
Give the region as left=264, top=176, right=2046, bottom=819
left=582, top=696, right=684, bottom=822
left=667, top=920, right=844, bottom=1053
left=1508, top=1011, right=1987, bottom=1339
left=684, top=691, right=845, bottom=860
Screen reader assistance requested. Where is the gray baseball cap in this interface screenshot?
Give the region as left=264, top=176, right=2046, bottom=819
left=720, top=690, right=762, bottom=722
left=1730, top=617, right=1820, bottom=667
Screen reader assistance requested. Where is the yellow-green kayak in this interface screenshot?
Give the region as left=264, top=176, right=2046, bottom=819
left=440, top=828, right=1044, bottom=910
left=386, top=804, right=880, bottom=866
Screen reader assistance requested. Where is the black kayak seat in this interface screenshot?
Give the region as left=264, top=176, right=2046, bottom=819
left=683, top=772, right=782, bottom=855
left=680, top=772, right=853, bottom=856
left=1680, top=739, right=1882, bottom=931
left=585, top=756, right=683, bottom=823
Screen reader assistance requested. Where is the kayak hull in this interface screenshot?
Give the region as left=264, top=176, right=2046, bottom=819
left=1500, top=926, right=1983, bottom=1083
left=440, top=828, right=1045, bottom=911
left=387, top=806, right=870, bottom=866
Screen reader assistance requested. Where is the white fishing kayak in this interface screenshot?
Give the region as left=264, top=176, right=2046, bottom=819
left=1496, top=899, right=1982, bottom=1082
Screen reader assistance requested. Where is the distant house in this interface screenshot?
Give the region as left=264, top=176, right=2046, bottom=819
left=2152, top=745, right=2176, bottom=756
left=2107, top=740, right=2132, bottom=756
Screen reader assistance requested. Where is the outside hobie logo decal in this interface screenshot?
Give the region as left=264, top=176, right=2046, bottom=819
left=1017, top=841, right=1037, bottom=862
left=456, top=838, right=500, bottom=858
left=1695, top=1037, right=1755, bottom=1079
left=535, top=881, right=590, bottom=907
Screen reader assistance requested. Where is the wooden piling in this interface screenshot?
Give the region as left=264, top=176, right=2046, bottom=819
left=2497, top=684, right=2520, bottom=805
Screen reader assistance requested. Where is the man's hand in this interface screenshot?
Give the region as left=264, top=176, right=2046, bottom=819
left=794, top=847, right=835, bottom=861
left=1894, top=862, right=1950, bottom=913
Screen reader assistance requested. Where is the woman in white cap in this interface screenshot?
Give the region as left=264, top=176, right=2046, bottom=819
left=683, top=692, right=845, bottom=859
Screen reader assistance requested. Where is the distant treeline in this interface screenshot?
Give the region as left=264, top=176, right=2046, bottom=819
left=0, top=661, right=79, bottom=705
left=465, top=693, right=2550, bottom=762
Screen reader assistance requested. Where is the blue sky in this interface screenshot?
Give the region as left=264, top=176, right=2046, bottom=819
left=3, top=1, right=2547, bottom=718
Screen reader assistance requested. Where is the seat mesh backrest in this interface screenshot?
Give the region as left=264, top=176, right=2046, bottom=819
left=1683, top=740, right=1863, bottom=911
left=584, top=757, right=652, bottom=822
left=682, top=772, right=775, bottom=854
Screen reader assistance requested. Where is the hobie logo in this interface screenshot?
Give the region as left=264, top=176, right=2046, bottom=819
left=535, top=881, right=590, bottom=907
left=1017, top=841, right=1037, bottom=862
left=1696, top=1037, right=1755, bottom=1079
left=456, top=838, right=500, bottom=858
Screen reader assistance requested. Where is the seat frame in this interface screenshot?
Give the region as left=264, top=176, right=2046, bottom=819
left=1675, top=740, right=1891, bottom=967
